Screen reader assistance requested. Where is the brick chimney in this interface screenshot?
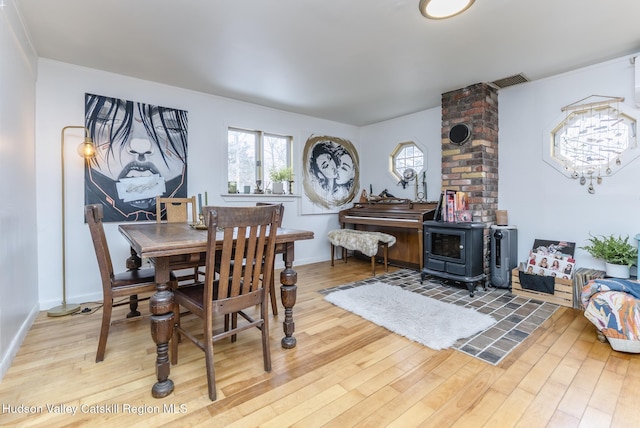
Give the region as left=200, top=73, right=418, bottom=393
left=440, top=83, right=499, bottom=274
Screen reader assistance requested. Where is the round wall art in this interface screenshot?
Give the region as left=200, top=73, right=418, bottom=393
left=302, top=135, right=359, bottom=209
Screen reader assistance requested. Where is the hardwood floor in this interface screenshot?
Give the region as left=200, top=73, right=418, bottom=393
left=2, top=259, right=639, bottom=427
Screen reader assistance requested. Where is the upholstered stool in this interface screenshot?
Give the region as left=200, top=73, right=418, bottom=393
left=328, top=229, right=396, bottom=275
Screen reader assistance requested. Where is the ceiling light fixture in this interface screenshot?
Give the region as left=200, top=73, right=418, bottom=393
left=419, top=0, right=475, bottom=19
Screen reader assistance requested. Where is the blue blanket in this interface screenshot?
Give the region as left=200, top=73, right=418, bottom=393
left=584, top=278, right=640, bottom=300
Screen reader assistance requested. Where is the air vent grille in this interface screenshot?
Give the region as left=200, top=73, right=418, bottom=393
left=491, top=73, right=529, bottom=89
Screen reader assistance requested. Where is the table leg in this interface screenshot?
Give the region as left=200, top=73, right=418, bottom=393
left=126, top=247, right=143, bottom=318
left=149, top=257, right=175, bottom=398
left=126, top=246, right=142, bottom=270
left=280, top=242, right=298, bottom=349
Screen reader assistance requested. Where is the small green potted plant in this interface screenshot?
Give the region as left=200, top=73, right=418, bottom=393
left=581, top=234, right=638, bottom=278
left=269, top=167, right=292, bottom=194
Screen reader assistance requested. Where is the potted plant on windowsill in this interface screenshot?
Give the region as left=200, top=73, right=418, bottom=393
left=269, top=167, right=292, bottom=195
left=581, top=234, right=638, bottom=278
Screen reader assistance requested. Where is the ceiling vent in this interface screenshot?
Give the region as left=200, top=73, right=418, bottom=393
left=490, top=73, right=529, bottom=89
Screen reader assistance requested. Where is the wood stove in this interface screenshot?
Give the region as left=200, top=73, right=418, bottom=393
left=420, top=220, right=486, bottom=296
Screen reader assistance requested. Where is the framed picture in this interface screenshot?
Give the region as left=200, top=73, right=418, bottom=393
left=84, top=93, right=188, bottom=222
left=301, top=135, right=359, bottom=214
left=455, top=210, right=473, bottom=222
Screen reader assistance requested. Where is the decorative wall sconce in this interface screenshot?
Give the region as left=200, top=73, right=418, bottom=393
left=546, top=95, right=638, bottom=194
left=48, top=126, right=96, bottom=317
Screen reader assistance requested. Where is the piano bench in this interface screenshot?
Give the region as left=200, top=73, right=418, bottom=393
left=328, top=229, right=396, bottom=275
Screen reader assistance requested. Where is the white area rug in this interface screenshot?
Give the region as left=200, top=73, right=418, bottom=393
left=325, top=282, right=497, bottom=350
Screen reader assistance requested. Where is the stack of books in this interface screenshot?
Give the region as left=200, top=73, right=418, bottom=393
left=434, top=190, right=471, bottom=222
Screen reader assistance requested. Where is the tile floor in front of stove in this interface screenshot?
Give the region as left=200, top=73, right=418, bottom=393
left=320, top=269, right=559, bottom=365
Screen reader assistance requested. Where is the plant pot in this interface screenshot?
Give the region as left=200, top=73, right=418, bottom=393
left=605, top=262, right=630, bottom=279
left=272, top=181, right=285, bottom=194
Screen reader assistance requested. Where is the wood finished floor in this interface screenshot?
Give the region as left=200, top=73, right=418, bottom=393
left=2, top=259, right=640, bottom=427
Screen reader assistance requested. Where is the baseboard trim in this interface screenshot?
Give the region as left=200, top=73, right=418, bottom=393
left=0, top=303, right=39, bottom=382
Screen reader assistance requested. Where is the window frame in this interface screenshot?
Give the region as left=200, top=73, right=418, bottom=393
left=543, top=104, right=638, bottom=180
left=389, top=141, right=425, bottom=181
left=227, top=127, right=294, bottom=193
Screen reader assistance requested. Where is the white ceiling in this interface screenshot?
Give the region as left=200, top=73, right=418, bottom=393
left=15, top=0, right=640, bottom=126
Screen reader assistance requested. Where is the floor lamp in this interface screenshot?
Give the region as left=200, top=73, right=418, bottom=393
left=47, top=126, right=96, bottom=317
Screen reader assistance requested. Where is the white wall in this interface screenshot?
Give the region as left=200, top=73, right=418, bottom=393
left=35, top=60, right=360, bottom=309
left=0, top=2, right=40, bottom=379
left=499, top=55, right=640, bottom=270
left=360, top=108, right=442, bottom=203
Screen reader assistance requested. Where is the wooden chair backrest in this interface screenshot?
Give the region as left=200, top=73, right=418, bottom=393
left=85, top=204, right=115, bottom=288
left=201, top=203, right=284, bottom=228
left=256, top=202, right=284, bottom=227
left=202, top=205, right=280, bottom=307
left=156, top=196, right=197, bottom=223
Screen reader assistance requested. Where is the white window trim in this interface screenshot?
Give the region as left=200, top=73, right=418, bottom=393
left=543, top=103, right=639, bottom=179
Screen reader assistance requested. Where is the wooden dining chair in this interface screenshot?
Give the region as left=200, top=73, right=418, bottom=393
left=85, top=204, right=175, bottom=362
left=206, top=202, right=283, bottom=315
left=170, top=204, right=280, bottom=401
left=155, top=196, right=198, bottom=223
left=256, top=202, right=284, bottom=315
left=156, top=195, right=204, bottom=284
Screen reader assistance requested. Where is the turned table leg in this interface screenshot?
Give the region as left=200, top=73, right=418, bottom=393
left=126, top=247, right=143, bottom=318
left=280, top=242, right=298, bottom=349
left=149, top=257, right=175, bottom=398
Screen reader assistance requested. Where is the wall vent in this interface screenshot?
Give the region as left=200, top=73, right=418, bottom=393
left=491, top=73, right=529, bottom=89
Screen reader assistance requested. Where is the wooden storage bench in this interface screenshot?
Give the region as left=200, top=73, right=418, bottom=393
left=511, top=267, right=573, bottom=307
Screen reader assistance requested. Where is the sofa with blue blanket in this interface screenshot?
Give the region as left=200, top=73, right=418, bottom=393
left=581, top=278, right=640, bottom=353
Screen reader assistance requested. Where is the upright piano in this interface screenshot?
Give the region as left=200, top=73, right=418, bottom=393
left=338, top=200, right=437, bottom=270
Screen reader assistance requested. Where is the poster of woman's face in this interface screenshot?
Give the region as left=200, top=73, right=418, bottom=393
left=84, top=93, right=188, bottom=222
left=302, top=135, right=359, bottom=211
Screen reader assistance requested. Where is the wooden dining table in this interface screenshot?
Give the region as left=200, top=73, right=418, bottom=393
left=118, top=222, right=314, bottom=398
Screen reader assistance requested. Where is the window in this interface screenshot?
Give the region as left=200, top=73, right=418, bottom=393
left=545, top=96, right=638, bottom=193
left=390, top=141, right=424, bottom=180
left=228, top=127, right=293, bottom=192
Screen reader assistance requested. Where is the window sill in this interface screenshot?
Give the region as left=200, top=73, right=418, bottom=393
left=221, top=193, right=300, bottom=202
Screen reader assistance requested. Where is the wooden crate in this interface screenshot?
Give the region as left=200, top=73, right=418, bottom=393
left=511, top=268, right=573, bottom=307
